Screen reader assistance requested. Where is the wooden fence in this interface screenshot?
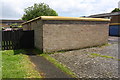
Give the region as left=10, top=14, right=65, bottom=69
left=1, top=30, right=34, bottom=50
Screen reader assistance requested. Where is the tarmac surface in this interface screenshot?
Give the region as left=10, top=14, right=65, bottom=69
left=26, top=50, right=72, bottom=78
left=29, top=55, right=72, bottom=78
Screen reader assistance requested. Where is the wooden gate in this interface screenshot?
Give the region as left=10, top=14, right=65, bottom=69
left=1, top=30, right=34, bottom=50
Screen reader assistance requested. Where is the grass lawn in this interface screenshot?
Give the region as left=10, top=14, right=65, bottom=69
left=1, top=50, right=41, bottom=78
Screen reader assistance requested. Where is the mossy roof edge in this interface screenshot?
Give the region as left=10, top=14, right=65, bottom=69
left=22, top=16, right=110, bottom=25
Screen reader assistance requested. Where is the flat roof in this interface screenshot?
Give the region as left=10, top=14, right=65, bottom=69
left=22, top=16, right=110, bottom=25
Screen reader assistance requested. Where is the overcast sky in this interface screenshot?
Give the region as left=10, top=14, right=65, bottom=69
left=0, top=0, right=119, bottom=20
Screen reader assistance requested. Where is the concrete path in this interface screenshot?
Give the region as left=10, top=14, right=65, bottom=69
left=26, top=50, right=72, bottom=78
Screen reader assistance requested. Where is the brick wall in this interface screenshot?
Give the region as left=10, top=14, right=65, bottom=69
left=110, top=15, right=120, bottom=23
left=23, top=17, right=109, bottom=52
left=42, top=20, right=109, bottom=52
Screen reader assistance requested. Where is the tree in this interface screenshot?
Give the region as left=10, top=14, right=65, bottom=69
left=111, top=8, right=120, bottom=12
left=22, top=3, right=58, bottom=21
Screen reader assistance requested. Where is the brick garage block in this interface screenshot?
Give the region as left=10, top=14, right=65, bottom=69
left=22, top=16, right=110, bottom=52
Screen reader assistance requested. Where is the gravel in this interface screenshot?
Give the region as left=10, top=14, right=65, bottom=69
left=50, top=37, right=120, bottom=78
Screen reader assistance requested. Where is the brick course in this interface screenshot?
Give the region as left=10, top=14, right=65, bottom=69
left=22, top=16, right=109, bottom=52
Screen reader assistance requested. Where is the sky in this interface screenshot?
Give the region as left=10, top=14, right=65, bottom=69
left=0, top=0, right=120, bottom=20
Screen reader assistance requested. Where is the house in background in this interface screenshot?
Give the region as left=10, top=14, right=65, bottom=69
left=89, top=11, right=120, bottom=36
left=88, top=11, right=120, bottom=19
left=0, top=20, right=25, bottom=29
left=109, top=14, right=120, bottom=36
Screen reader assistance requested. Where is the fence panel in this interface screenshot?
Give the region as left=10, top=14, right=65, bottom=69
left=1, top=30, right=34, bottom=50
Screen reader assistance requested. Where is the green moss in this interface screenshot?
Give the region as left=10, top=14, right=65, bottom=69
left=40, top=54, right=77, bottom=78
left=98, top=43, right=111, bottom=48
left=90, top=53, right=114, bottom=59
left=117, top=59, right=120, bottom=61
